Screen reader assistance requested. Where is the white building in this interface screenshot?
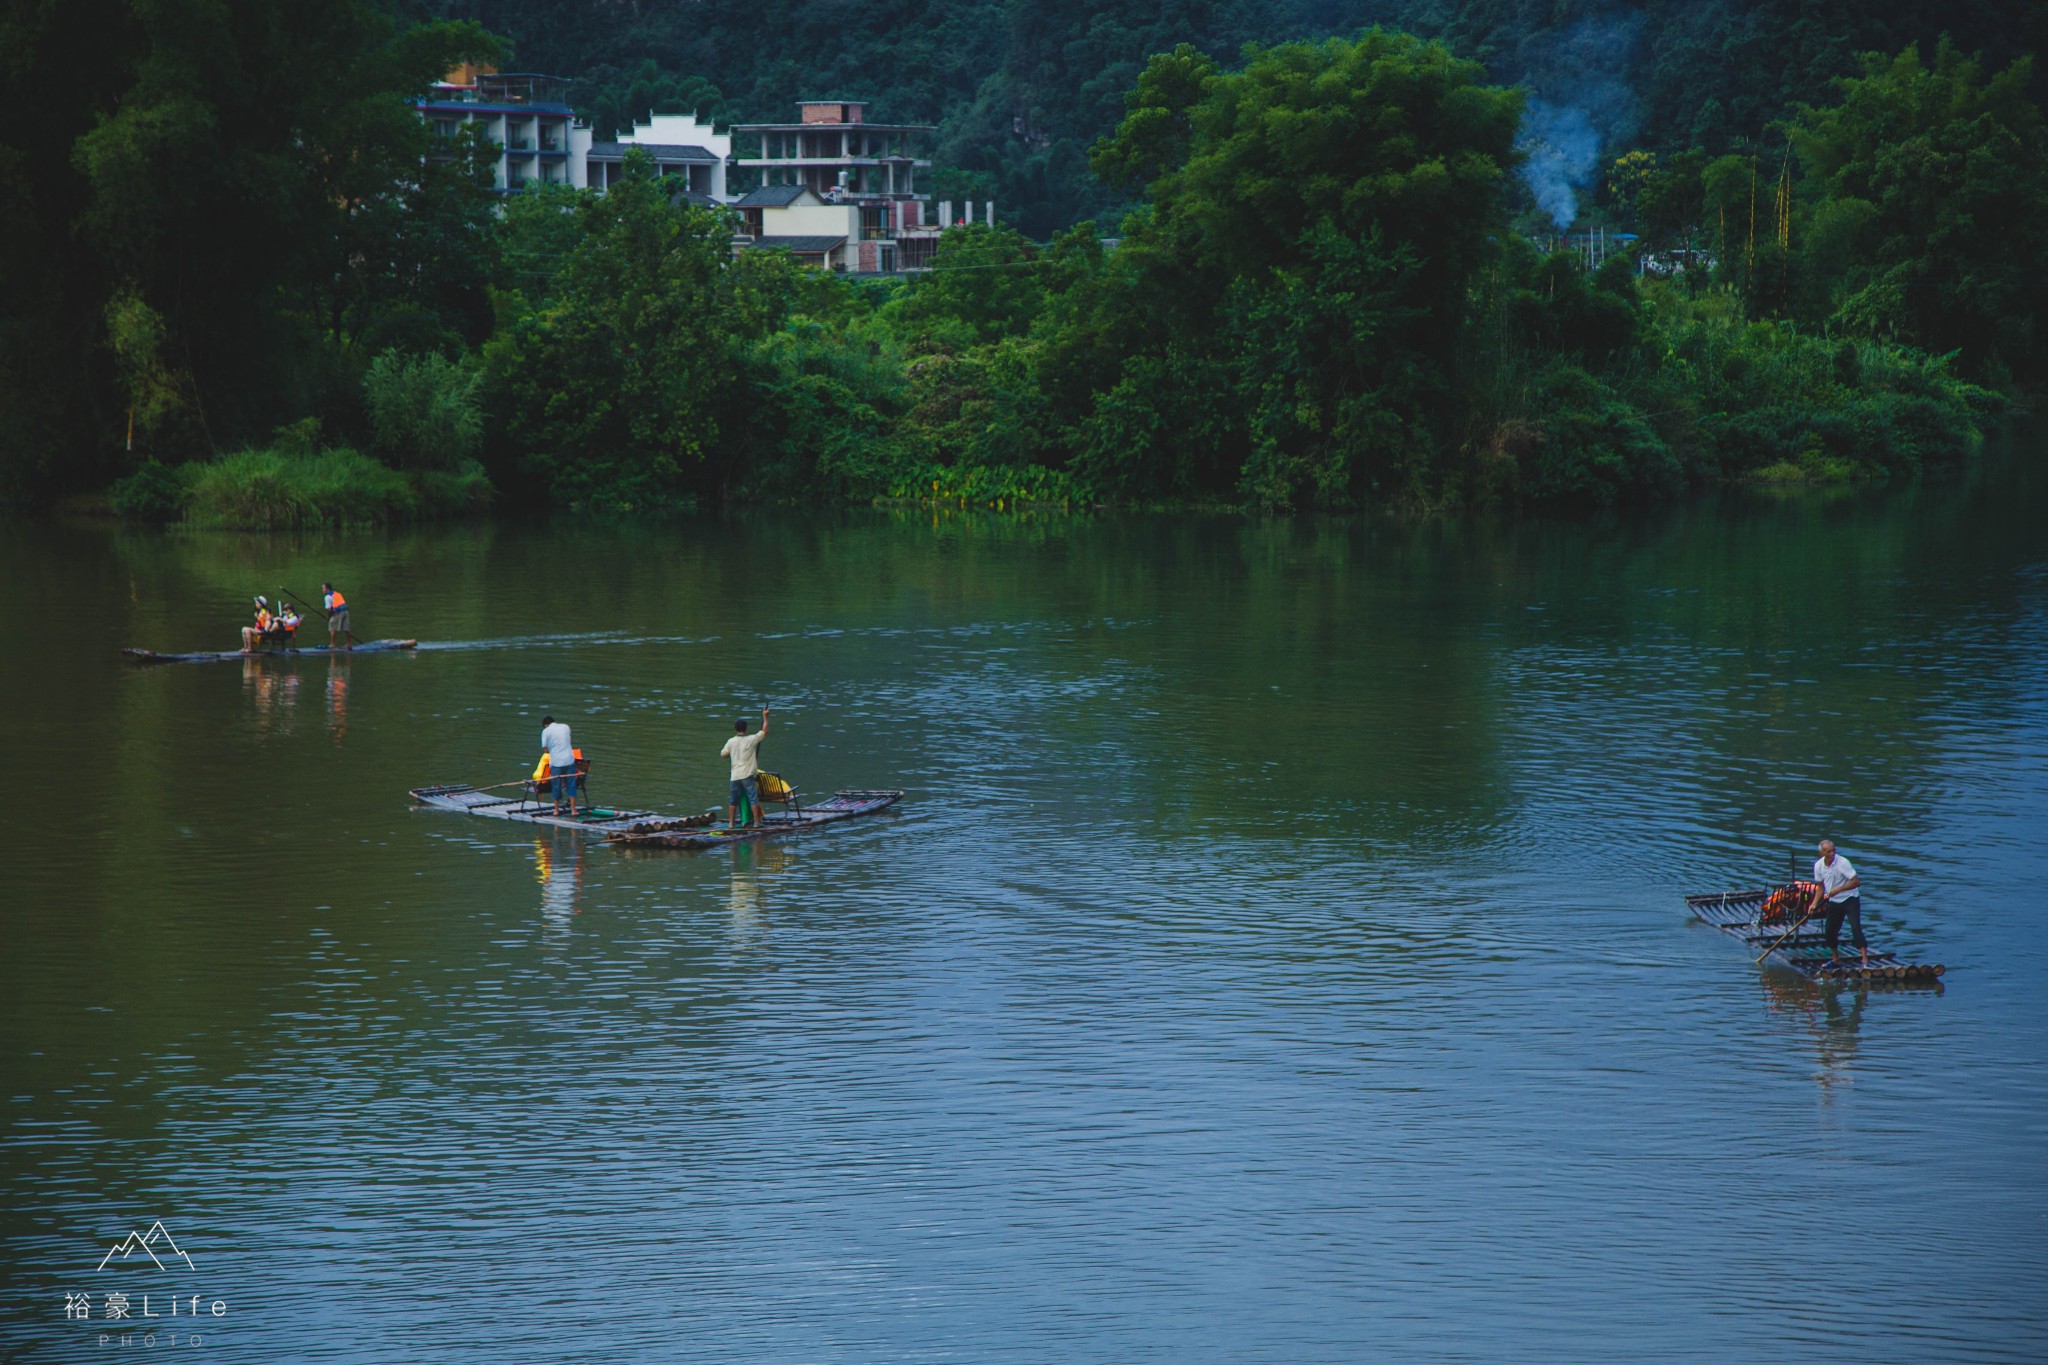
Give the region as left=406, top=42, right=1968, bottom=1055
left=419, top=71, right=594, bottom=190
left=591, top=113, right=731, bottom=200
left=419, top=77, right=972, bottom=271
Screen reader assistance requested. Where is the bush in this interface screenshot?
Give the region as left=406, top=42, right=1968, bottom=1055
left=109, top=461, right=190, bottom=522
left=184, top=448, right=415, bottom=528
left=1523, top=365, right=1680, bottom=505
left=884, top=462, right=1092, bottom=508
left=364, top=350, right=483, bottom=470
left=415, top=459, right=497, bottom=514
left=1638, top=289, right=1998, bottom=482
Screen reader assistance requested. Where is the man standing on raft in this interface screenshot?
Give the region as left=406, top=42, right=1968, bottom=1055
left=321, top=582, right=351, bottom=650
left=721, top=707, right=770, bottom=828
left=1808, top=839, right=1868, bottom=967
left=540, top=714, right=579, bottom=817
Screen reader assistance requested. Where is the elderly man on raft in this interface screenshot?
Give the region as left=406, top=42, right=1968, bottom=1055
left=1807, top=839, right=1868, bottom=967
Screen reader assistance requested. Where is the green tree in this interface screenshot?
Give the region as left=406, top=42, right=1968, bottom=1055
left=1790, top=39, right=2048, bottom=382
left=364, top=351, right=483, bottom=470
left=1071, top=28, right=1523, bottom=508
left=1, top=0, right=500, bottom=498
left=485, top=152, right=792, bottom=510
left=890, top=225, right=1046, bottom=345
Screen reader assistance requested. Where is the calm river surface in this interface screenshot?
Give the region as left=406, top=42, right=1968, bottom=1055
left=3, top=450, right=2046, bottom=1363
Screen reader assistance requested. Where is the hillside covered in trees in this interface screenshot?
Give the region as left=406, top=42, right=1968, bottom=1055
left=437, top=0, right=2044, bottom=236
left=2, top=1, right=2042, bottom=517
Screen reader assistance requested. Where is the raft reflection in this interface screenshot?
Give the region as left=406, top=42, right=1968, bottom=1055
left=1758, top=974, right=1864, bottom=1101
left=534, top=829, right=584, bottom=939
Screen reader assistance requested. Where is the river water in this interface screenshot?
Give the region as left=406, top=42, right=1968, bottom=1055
left=3, top=450, right=2045, bottom=1363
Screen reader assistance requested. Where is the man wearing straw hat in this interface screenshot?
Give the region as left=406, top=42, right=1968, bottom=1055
left=1807, top=840, right=1867, bottom=967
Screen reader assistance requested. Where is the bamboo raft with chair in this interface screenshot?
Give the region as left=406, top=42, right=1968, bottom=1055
left=410, top=767, right=902, bottom=846
left=126, top=639, right=417, bottom=664
left=127, top=584, right=398, bottom=664
left=1687, top=886, right=1945, bottom=984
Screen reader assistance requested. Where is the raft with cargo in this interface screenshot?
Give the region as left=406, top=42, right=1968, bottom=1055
left=126, top=639, right=418, bottom=664
left=410, top=780, right=902, bottom=847
left=1687, top=885, right=1945, bottom=984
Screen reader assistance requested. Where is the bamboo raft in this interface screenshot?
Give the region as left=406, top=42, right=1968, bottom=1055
left=1687, top=887, right=1945, bottom=984
left=409, top=783, right=902, bottom=846
left=126, top=639, right=418, bottom=664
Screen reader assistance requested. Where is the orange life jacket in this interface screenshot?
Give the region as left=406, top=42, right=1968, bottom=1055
left=325, top=589, right=347, bottom=611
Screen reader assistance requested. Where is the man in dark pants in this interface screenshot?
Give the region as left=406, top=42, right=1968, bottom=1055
left=1808, top=839, right=1867, bottom=966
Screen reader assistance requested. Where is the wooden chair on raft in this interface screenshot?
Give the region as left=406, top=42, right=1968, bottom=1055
left=522, top=753, right=591, bottom=812
left=753, top=771, right=801, bottom=820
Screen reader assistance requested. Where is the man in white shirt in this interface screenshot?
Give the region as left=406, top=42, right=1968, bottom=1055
left=720, top=708, right=770, bottom=828
left=1807, top=839, right=1866, bottom=965
left=540, top=714, right=578, bottom=816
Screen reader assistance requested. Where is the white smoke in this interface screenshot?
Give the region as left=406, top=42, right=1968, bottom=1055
left=1517, top=99, right=1601, bottom=229
left=1511, top=10, right=1645, bottom=230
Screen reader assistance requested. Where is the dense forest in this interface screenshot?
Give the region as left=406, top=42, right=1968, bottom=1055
left=437, top=0, right=2045, bottom=238
left=2, top=1, right=2043, bottom=516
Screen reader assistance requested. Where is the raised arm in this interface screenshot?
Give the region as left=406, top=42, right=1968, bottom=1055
left=760, top=706, right=770, bottom=737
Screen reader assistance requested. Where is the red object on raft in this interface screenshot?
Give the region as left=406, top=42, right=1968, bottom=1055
left=1759, top=881, right=1821, bottom=923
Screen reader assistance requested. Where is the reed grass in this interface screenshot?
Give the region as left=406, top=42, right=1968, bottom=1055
left=116, top=447, right=493, bottom=529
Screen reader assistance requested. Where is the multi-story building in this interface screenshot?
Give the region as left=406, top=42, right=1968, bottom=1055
left=420, top=70, right=594, bottom=190
left=734, top=101, right=943, bottom=272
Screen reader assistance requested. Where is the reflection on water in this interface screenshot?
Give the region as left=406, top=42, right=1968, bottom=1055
left=1758, top=974, right=1869, bottom=1103
left=726, top=841, right=791, bottom=949
left=241, top=656, right=299, bottom=732
left=326, top=658, right=349, bottom=744
left=1, top=443, right=2046, bottom=1363
left=534, top=830, right=583, bottom=940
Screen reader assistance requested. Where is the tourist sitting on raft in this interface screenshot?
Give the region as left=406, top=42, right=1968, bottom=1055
left=240, top=597, right=300, bottom=653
